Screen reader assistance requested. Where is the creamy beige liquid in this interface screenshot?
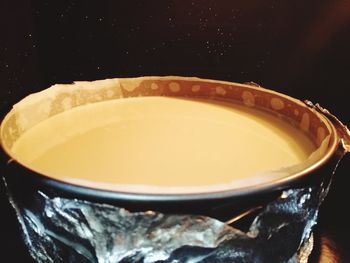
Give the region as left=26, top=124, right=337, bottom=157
left=11, top=96, right=315, bottom=188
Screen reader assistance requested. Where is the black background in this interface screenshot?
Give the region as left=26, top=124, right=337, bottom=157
left=1, top=1, right=350, bottom=262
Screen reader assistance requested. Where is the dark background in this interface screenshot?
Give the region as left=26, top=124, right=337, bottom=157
left=1, top=1, right=349, bottom=262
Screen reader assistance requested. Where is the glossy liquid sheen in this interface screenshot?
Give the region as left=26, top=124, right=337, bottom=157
left=11, top=96, right=315, bottom=187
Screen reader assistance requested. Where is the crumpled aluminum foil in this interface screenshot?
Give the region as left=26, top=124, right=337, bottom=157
left=5, top=177, right=331, bottom=263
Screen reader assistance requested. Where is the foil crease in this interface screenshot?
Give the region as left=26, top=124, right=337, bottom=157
left=6, top=178, right=330, bottom=263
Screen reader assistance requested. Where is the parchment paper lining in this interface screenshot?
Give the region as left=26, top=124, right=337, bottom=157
left=0, top=77, right=334, bottom=194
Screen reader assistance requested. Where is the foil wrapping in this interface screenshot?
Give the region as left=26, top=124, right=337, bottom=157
left=5, top=176, right=331, bottom=263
